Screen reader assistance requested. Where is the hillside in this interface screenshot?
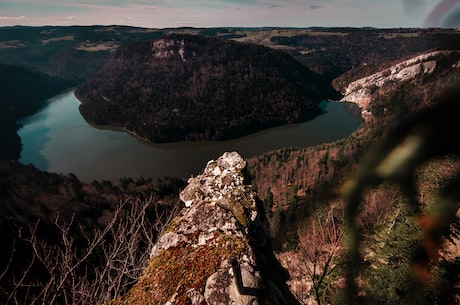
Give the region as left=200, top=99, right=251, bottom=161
left=246, top=50, right=460, bottom=304
left=0, top=26, right=167, bottom=84
left=75, top=34, right=328, bottom=142
left=0, top=25, right=165, bottom=160
left=248, top=49, right=460, bottom=211
left=0, top=160, right=185, bottom=304
left=2, top=26, right=460, bottom=156
left=267, top=28, right=460, bottom=81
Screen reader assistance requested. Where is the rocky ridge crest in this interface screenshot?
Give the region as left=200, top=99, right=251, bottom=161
left=109, top=152, right=296, bottom=305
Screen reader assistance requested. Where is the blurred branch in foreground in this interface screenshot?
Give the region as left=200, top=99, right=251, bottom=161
left=341, top=89, right=460, bottom=304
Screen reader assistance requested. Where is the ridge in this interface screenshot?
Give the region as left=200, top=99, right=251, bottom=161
left=108, top=152, right=297, bottom=305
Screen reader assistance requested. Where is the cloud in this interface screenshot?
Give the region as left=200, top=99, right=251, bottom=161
left=0, top=16, right=27, bottom=20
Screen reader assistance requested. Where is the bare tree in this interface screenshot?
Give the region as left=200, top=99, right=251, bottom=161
left=357, top=185, right=399, bottom=230
left=1, top=195, right=178, bottom=305
left=297, top=207, right=344, bottom=305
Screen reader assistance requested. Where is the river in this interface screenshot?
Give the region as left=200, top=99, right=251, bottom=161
left=17, top=90, right=362, bottom=181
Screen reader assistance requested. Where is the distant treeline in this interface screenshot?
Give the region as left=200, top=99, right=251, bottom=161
left=276, top=28, right=460, bottom=85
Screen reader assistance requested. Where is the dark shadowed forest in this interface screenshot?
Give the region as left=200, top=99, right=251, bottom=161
left=76, top=34, right=329, bottom=142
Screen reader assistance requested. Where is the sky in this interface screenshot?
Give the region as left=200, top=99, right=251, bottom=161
left=0, top=0, right=460, bottom=28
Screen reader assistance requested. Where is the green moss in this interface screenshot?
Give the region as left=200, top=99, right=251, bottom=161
left=231, top=202, right=249, bottom=227
left=219, top=187, right=257, bottom=228
left=107, top=231, right=247, bottom=305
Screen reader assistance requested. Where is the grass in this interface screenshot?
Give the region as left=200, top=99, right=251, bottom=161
left=108, top=231, right=247, bottom=305
left=0, top=40, right=25, bottom=49
left=76, top=42, right=119, bottom=52
left=41, top=35, right=74, bottom=44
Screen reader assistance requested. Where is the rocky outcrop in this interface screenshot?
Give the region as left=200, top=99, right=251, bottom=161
left=340, top=51, right=443, bottom=120
left=152, top=38, right=189, bottom=61
left=108, top=152, right=298, bottom=305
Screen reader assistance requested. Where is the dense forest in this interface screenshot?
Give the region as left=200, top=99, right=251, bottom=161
left=0, top=26, right=165, bottom=160
left=248, top=49, right=460, bottom=238
left=76, top=34, right=330, bottom=142
left=2, top=27, right=460, bottom=154
left=270, top=28, right=460, bottom=82
left=0, top=26, right=168, bottom=83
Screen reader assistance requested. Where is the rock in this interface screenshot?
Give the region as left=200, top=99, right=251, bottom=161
left=340, top=51, right=449, bottom=120
left=108, top=152, right=298, bottom=305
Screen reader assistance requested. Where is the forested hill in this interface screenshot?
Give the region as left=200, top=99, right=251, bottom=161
left=75, top=34, right=330, bottom=142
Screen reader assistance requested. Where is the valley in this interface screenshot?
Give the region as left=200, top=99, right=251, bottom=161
left=17, top=91, right=361, bottom=181
left=1, top=25, right=459, bottom=305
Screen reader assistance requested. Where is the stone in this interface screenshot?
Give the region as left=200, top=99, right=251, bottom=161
left=340, top=51, right=448, bottom=121
left=108, top=152, right=297, bottom=305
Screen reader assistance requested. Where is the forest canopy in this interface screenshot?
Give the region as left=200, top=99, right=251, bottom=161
left=76, top=34, right=329, bottom=142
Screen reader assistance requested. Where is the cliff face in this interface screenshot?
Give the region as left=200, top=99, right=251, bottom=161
left=339, top=50, right=460, bottom=120
left=108, top=152, right=297, bottom=305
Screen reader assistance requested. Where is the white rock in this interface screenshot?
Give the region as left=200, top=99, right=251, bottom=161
left=340, top=51, right=448, bottom=120
left=150, top=232, right=188, bottom=257
left=212, top=166, right=222, bottom=176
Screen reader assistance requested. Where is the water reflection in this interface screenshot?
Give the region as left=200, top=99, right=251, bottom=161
left=18, top=91, right=362, bottom=181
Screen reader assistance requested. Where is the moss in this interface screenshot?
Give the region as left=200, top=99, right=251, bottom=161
left=229, top=202, right=249, bottom=228
left=217, top=188, right=257, bottom=229
left=108, top=232, right=247, bottom=305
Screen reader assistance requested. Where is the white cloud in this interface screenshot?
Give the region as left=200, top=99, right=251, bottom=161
left=0, top=16, right=27, bottom=20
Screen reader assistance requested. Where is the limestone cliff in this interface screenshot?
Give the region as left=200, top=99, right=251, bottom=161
left=339, top=51, right=460, bottom=120
left=108, top=152, right=297, bottom=305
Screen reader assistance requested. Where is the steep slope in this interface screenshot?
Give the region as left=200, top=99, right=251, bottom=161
left=243, top=51, right=460, bottom=304
left=108, top=152, right=298, bottom=305
left=75, top=34, right=327, bottom=142
left=339, top=51, right=458, bottom=120
left=248, top=49, right=460, bottom=211
left=267, top=28, right=460, bottom=80
left=0, top=160, right=185, bottom=304
left=246, top=49, right=460, bottom=304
